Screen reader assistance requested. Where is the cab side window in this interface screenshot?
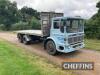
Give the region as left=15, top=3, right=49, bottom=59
left=53, top=21, right=59, bottom=29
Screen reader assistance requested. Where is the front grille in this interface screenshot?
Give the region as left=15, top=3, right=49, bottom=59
left=68, top=36, right=84, bottom=44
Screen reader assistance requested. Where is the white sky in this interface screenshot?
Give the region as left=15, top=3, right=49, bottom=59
left=10, top=0, right=99, bottom=19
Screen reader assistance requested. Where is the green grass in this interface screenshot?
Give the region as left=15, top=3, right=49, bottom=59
left=0, top=39, right=73, bottom=75
left=85, top=39, right=100, bottom=51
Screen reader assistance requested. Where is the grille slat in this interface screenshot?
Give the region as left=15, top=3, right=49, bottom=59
left=68, top=36, right=84, bottom=44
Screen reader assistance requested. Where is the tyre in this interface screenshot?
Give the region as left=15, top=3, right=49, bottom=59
left=17, top=34, right=23, bottom=43
left=22, top=35, right=30, bottom=45
left=46, top=40, right=58, bottom=55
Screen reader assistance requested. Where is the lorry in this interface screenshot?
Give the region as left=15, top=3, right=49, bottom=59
left=16, top=12, right=84, bottom=55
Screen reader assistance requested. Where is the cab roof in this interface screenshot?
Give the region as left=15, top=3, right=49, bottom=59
left=52, top=16, right=84, bottom=20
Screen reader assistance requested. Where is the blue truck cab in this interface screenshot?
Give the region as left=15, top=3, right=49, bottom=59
left=44, top=16, right=84, bottom=55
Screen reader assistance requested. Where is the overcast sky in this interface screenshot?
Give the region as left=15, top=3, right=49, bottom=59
left=10, top=0, right=99, bottom=19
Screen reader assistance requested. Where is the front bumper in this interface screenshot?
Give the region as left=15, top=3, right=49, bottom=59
left=56, top=42, right=84, bottom=53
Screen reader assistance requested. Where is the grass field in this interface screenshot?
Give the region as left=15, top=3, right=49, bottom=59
left=0, top=39, right=73, bottom=75
left=85, top=39, right=100, bottom=51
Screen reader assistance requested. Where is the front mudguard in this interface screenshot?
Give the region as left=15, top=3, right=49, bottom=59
left=45, top=37, right=76, bottom=53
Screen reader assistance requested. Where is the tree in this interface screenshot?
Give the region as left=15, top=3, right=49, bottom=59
left=85, top=1, right=100, bottom=39
left=0, top=0, right=40, bottom=30
left=20, top=6, right=40, bottom=23
left=30, top=17, right=41, bottom=29
left=0, top=0, right=20, bottom=30
left=96, top=1, right=100, bottom=8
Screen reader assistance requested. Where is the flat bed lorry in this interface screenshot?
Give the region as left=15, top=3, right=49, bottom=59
left=16, top=12, right=84, bottom=55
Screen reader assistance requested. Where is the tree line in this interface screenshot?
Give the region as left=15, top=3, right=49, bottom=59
left=0, top=0, right=41, bottom=30
left=85, top=1, right=100, bottom=39
left=0, top=0, right=100, bottom=39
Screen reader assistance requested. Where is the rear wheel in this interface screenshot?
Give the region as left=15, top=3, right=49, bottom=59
left=17, top=34, right=23, bottom=43
left=46, top=40, right=58, bottom=55
left=22, top=35, right=30, bottom=45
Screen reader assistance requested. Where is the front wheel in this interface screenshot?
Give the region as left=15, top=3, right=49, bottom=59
left=46, top=40, right=58, bottom=55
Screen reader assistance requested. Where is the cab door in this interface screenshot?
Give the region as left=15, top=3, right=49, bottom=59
left=51, top=19, right=61, bottom=35
left=50, top=19, right=65, bottom=43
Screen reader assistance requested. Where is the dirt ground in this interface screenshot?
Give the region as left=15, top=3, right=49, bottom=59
left=0, top=32, right=100, bottom=75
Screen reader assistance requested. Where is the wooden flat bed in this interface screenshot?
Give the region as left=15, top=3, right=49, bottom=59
left=16, top=30, right=43, bottom=36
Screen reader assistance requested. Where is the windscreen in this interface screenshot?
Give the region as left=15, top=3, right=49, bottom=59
left=62, top=19, right=84, bottom=33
